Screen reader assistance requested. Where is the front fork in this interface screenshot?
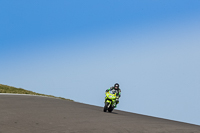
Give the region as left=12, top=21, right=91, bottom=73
left=105, top=99, right=112, bottom=107
left=105, top=99, right=116, bottom=108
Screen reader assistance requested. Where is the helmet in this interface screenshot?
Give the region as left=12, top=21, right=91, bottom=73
left=114, top=83, right=119, bottom=89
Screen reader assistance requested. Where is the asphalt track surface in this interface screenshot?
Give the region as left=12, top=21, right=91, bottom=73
left=0, top=94, right=200, bottom=133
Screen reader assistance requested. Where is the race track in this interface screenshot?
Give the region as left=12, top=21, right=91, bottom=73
left=0, top=94, right=199, bottom=133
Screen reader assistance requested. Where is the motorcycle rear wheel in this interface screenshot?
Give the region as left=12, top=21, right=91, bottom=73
left=108, top=107, right=114, bottom=113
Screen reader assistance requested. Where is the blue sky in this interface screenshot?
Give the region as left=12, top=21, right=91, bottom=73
left=1, top=1, right=200, bottom=125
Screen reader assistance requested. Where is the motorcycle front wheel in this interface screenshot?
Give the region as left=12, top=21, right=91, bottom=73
left=103, top=102, right=109, bottom=112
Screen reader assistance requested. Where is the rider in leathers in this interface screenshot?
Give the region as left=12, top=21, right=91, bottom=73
left=105, top=83, right=121, bottom=108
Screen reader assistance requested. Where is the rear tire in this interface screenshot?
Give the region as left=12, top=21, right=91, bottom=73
left=103, top=102, right=109, bottom=112
left=108, top=107, right=114, bottom=113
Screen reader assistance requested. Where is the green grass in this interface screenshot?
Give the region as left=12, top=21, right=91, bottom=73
left=0, top=84, right=73, bottom=101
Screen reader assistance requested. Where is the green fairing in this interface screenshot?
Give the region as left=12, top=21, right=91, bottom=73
left=105, top=91, right=117, bottom=106
left=104, top=88, right=121, bottom=112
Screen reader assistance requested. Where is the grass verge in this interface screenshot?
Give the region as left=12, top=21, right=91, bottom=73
left=0, top=84, right=73, bottom=101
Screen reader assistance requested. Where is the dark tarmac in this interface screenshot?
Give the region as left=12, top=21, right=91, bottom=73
left=0, top=94, right=199, bottom=133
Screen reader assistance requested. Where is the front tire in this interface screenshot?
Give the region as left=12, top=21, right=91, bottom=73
left=103, top=102, right=109, bottom=112
left=108, top=107, right=114, bottom=113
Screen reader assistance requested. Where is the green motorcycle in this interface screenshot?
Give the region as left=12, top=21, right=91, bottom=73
left=103, top=90, right=119, bottom=112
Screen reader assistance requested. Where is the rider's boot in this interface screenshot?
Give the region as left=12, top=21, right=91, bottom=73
left=115, top=101, right=119, bottom=108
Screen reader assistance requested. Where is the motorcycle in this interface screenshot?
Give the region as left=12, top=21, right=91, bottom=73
left=103, top=89, right=119, bottom=112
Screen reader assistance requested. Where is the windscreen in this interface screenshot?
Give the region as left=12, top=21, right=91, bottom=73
left=110, top=90, right=117, bottom=94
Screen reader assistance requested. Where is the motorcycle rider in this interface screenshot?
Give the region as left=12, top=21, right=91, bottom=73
left=105, top=83, right=121, bottom=108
